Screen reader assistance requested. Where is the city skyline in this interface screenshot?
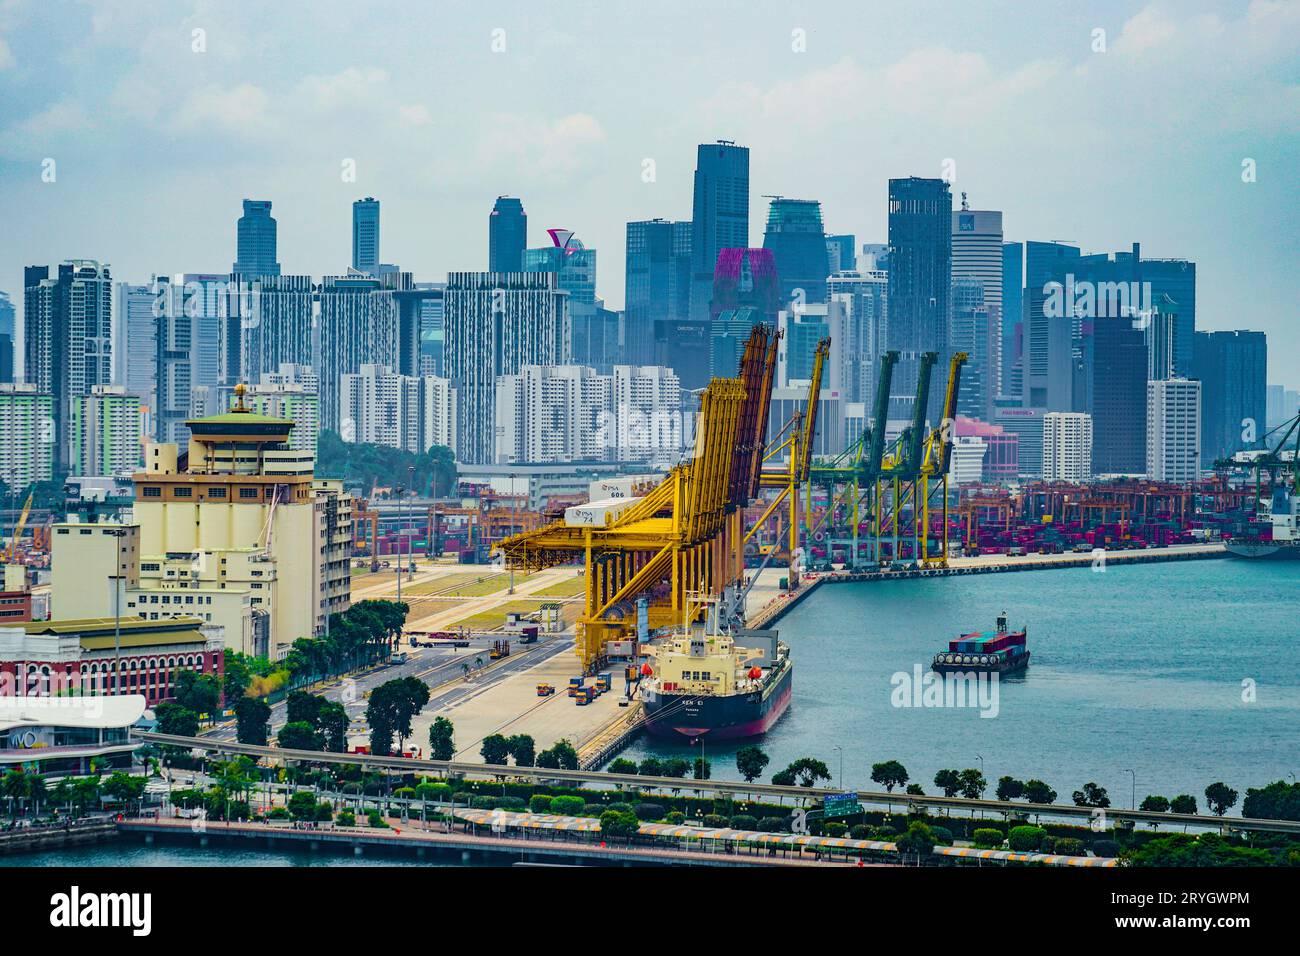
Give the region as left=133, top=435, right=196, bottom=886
left=0, top=0, right=1295, bottom=384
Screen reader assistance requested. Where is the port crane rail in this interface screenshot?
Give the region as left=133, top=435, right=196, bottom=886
left=496, top=326, right=826, bottom=670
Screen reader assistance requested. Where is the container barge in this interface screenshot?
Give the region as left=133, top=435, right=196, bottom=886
left=932, top=612, right=1029, bottom=675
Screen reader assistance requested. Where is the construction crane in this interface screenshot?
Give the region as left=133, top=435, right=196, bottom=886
left=496, top=326, right=785, bottom=670
left=916, top=351, right=968, bottom=567
left=4, top=490, right=34, bottom=564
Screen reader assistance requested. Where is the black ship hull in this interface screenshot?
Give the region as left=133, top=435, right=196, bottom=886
left=642, top=663, right=792, bottom=740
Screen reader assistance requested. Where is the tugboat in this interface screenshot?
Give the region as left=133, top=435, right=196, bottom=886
left=931, top=612, right=1030, bottom=675
left=639, top=593, right=792, bottom=740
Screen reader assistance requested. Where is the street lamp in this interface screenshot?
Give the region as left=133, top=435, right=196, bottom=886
left=1124, top=769, right=1136, bottom=810
left=105, top=527, right=130, bottom=696
left=407, top=464, right=415, bottom=583
left=975, top=753, right=984, bottom=776
left=833, top=745, right=844, bottom=791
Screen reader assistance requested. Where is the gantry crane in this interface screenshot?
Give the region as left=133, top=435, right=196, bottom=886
left=496, top=326, right=791, bottom=670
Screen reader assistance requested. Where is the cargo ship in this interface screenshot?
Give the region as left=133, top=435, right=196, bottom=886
left=932, top=612, right=1030, bottom=675
left=639, top=624, right=792, bottom=740
left=1227, top=487, right=1300, bottom=560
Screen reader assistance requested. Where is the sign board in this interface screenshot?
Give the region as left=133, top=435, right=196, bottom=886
left=822, top=792, right=860, bottom=820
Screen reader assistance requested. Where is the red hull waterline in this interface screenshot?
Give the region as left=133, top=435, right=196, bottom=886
left=648, top=680, right=793, bottom=741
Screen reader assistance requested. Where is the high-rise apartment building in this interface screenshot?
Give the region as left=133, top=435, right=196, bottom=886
left=316, top=272, right=409, bottom=431
left=1042, top=412, right=1093, bottom=482
left=443, top=271, right=568, bottom=464
left=246, top=381, right=320, bottom=457
left=1192, top=330, right=1267, bottom=465
left=826, top=234, right=856, bottom=273
left=689, top=141, right=750, bottom=322
left=0, top=383, right=54, bottom=487
left=352, top=197, right=380, bottom=273
left=828, top=269, right=887, bottom=405
left=232, top=199, right=280, bottom=277
left=1146, top=378, right=1201, bottom=481
left=235, top=274, right=315, bottom=384
left=69, top=385, right=142, bottom=476
left=886, top=177, right=951, bottom=422
left=0, top=291, right=15, bottom=383
left=525, top=229, right=609, bottom=369
left=339, top=364, right=456, bottom=455
left=113, top=282, right=157, bottom=427
left=488, top=196, right=527, bottom=273
left=23, top=260, right=114, bottom=470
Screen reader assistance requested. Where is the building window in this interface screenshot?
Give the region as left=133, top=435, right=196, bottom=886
left=239, top=488, right=259, bottom=499
left=142, top=487, right=162, bottom=498
left=208, top=487, right=227, bottom=499
left=174, top=487, right=192, bottom=498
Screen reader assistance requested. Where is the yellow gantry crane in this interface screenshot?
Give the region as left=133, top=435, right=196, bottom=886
left=496, top=326, right=788, bottom=670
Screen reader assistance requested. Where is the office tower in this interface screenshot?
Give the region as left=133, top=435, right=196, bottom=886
left=489, top=196, right=527, bottom=273
left=995, top=406, right=1045, bottom=477
left=393, top=284, right=444, bottom=379
left=1267, top=385, right=1300, bottom=429
left=152, top=277, right=191, bottom=444
left=525, top=229, right=604, bottom=368
left=443, top=272, right=568, bottom=464
left=246, top=381, right=320, bottom=456
left=1147, top=378, right=1201, bottom=481
left=711, top=307, right=765, bottom=379
left=339, top=365, right=457, bottom=455
left=886, top=177, right=952, bottom=422
left=1001, top=242, right=1023, bottom=401
left=0, top=383, right=55, bottom=487
left=952, top=203, right=1003, bottom=394
left=950, top=277, right=992, bottom=421
left=68, top=384, right=141, bottom=476
left=828, top=268, right=888, bottom=404
left=777, top=298, right=851, bottom=394
left=317, top=272, right=409, bottom=432
left=1021, top=241, right=1080, bottom=412
left=113, top=283, right=157, bottom=425
left=955, top=416, right=1019, bottom=482
left=0, top=291, right=14, bottom=382
left=235, top=274, right=315, bottom=384
left=860, top=243, right=889, bottom=271
left=1052, top=243, right=1196, bottom=377
left=1192, top=330, right=1267, bottom=465
left=1146, top=305, right=1179, bottom=380
left=232, top=199, right=280, bottom=277
left=762, top=197, right=828, bottom=310
left=1042, top=412, right=1093, bottom=481
left=826, top=234, right=856, bottom=273
left=352, top=197, right=380, bottom=273
left=1090, top=316, right=1147, bottom=475
left=23, top=260, right=114, bottom=471
left=689, top=140, right=750, bottom=322
left=625, top=218, right=692, bottom=367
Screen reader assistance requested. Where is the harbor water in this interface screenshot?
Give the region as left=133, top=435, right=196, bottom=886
left=621, top=558, right=1300, bottom=808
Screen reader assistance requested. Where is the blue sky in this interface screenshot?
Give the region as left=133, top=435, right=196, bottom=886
left=0, top=0, right=1296, bottom=383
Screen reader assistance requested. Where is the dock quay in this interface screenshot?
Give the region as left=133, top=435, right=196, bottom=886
left=0, top=818, right=118, bottom=856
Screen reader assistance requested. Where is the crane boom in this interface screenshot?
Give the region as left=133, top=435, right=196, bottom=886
left=903, top=352, right=938, bottom=477
left=863, top=351, right=899, bottom=481
left=934, top=351, right=968, bottom=475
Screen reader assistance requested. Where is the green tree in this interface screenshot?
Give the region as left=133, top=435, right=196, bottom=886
left=1023, top=779, right=1057, bottom=804
left=174, top=671, right=222, bottom=718
left=637, top=757, right=663, bottom=777
left=996, top=776, right=1025, bottom=801
left=278, top=721, right=324, bottom=751
left=1140, top=795, right=1170, bottom=813
left=870, top=760, right=909, bottom=793
left=287, top=791, right=319, bottom=822
left=896, top=821, right=936, bottom=865
left=934, top=769, right=961, bottom=798
left=1204, top=782, right=1238, bottom=817
left=428, top=716, right=455, bottom=761
left=771, top=768, right=796, bottom=787
left=234, top=696, right=271, bottom=746
left=785, top=757, right=831, bottom=788
left=957, top=768, right=987, bottom=800
left=692, top=757, right=711, bottom=780
left=905, top=783, right=925, bottom=796
left=607, top=758, right=638, bottom=775
left=735, top=745, right=769, bottom=783
left=1169, top=794, right=1198, bottom=815
left=317, top=700, right=350, bottom=753
left=101, top=772, right=145, bottom=813
left=1241, top=780, right=1300, bottom=821
left=599, top=809, right=639, bottom=841
left=481, top=734, right=511, bottom=765
left=155, top=701, right=199, bottom=737
left=537, top=739, right=579, bottom=771
left=1072, top=782, right=1110, bottom=808
left=507, top=734, right=536, bottom=767
left=222, top=654, right=253, bottom=704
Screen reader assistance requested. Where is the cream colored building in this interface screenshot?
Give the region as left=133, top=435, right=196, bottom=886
left=51, top=387, right=352, bottom=658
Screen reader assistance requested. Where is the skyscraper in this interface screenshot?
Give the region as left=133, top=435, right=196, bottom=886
left=232, top=199, right=280, bottom=277
left=317, top=272, right=409, bottom=432
left=886, top=177, right=951, bottom=421
left=762, top=197, right=829, bottom=311
left=524, top=229, right=602, bottom=367
left=951, top=203, right=1003, bottom=397
left=443, top=271, right=568, bottom=464
left=689, top=141, right=750, bottom=322
left=24, top=260, right=114, bottom=471
left=826, top=234, right=856, bottom=273
left=1001, top=242, right=1023, bottom=402
left=1089, top=315, right=1148, bottom=475
left=624, top=218, right=692, bottom=367
left=0, top=291, right=14, bottom=383
left=235, top=274, right=315, bottom=384
left=827, top=268, right=887, bottom=404
left=489, top=196, right=527, bottom=273
left=1022, top=240, right=1080, bottom=411
left=1192, top=330, right=1267, bottom=465
left=69, top=384, right=141, bottom=476
left=1042, top=412, right=1093, bottom=482
left=950, top=277, right=992, bottom=421
left=112, top=282, right=156, bottom=435
left=352, top=197, right=380, bottom=273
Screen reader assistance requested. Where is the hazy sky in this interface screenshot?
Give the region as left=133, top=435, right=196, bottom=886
left=1, top=0, right=1296, bottom=383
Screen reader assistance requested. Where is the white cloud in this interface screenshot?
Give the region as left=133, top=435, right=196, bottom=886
left=172, top=82, right=271, bottom=133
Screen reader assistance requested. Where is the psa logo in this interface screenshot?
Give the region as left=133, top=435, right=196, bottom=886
left=49, top=887, right=151, bottom=936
